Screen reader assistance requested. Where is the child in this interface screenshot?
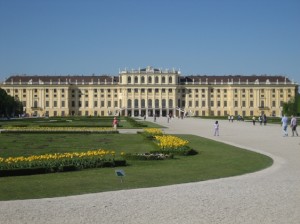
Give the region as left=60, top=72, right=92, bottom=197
left=214, top=121, right=219, bottom=136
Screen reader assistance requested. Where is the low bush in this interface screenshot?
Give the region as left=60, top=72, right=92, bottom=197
left=0, top=149, right=127, bottom=177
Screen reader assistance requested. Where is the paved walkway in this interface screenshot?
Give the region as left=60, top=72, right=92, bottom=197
left=1, top=118, right=300, bottom=224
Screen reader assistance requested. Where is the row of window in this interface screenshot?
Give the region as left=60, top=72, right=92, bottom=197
left=39, top=99, right=285, bottom=109
left=42, top=109, right=278, bottom=118
left=124, top=75, right=174, bottom=84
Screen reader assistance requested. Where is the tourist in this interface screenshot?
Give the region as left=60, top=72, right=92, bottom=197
left=263, top=114, right=267, bottom=125
left=112, top=117, right=118, bottom=130
left=214, top=121, right=219, bottom=136
left=290, top=115, right=298, bottom=137
left=259, top=116, right=263, bottom=125
left=281, top=115, right=288, bottom=136
left=252, top=116, right=256, bottom=125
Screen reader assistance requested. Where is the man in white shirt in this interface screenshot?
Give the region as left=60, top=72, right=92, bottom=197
left=281, top=115, right=289, bottom=136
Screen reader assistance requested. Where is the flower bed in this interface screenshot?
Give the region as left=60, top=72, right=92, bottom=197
left=0, top=149, right=126, bottom=177
left=124, top=152, right=174, bottom=160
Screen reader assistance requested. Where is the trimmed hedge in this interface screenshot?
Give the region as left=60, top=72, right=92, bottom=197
left=0, top=159, right=127, bottom=177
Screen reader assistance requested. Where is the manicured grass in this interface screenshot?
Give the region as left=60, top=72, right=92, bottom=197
left=0, top=116, right=166, bottom=129
left=0, top=133, right=273, bottom=201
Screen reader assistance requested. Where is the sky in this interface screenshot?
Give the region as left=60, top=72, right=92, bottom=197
left=0, top=0, right=299, bottom=85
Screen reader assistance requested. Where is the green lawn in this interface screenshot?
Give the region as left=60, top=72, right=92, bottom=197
left=0, top=116, right=165, bottom=129
left=0, top=133, right=273, bottom=201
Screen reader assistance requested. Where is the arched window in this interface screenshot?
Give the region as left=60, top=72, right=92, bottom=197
left=134, top=99, right=139, bottom=108
left=155, top=76, right=159, bottom=84
left=148, top=76, right=152, bottom=84
left=162, top=99, right=166, bottom=108
left=141, top=99, right=145, bottom=108
left=127, top=76, right=132, bottom=84
left=169, top=99, right=173, bottom=107
left=134, top=76, right=138, bottom=84
left=148, top=99, right=152, bottom=108
left=127, top=99, right=132, bottom=108
left=162, top=76, right=166, bottom=84
left=169, top=76, right=172, bottom=84
left=155, top=99, right=159, bottom=108
left=141, top=76, right=145, bottom=84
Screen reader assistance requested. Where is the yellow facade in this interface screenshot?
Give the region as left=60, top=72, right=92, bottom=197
left=0, top=66, right=298, bottom=118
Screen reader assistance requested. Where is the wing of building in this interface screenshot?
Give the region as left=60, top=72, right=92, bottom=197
left=0, top=66, right=298, bottom=118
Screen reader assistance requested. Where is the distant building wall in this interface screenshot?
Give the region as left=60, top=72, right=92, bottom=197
left=0, top=66, right=298, bottom=117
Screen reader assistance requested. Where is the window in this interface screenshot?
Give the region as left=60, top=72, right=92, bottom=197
left=46, top=101, right=49, bottom=107
left=210, top=101, right=214, bottom=107
left=61, top=101, right=65, bottom=108
left=155, top=99, right=159, bottom=108
left=72, top=101, right=75, bottom=107
left=169, top=76, right=172, bottom=83
left=169, top=99, right=173, bottom=107
left=85, top=101, right=88, bottom=107
left=101, top=101, right=105, bottom=107
left=141, top=99, right=145, bottom=108
left=54, top=101, right=57, bottom=107
left=250, top=101, right=253, bottom=107
left=127, top=99, right=132, bottom=108
left=202, top=101, right=206, bottom=107
left=224, top=101, right=227, bottom=107
left=162, top=99, right=166, bottom=108
left=134, top=76, right=138, bottom=83
left=234, top=101, right=238, bottom=107
left=148, top=99, right=152, bottom=108
left=94, top=101, right=98, bottom=107
left=242, top=101, right=246, bottom=107
left=127, top=76, right=131, bottom=84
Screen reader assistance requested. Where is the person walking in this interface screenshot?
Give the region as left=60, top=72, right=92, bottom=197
left=112, top=117, right=118, bottom=130
left=290, top=115, right=298, bottom=137
left=214, top=121, right=219, bottom=136
left=252, top=116, right=256, bottom=125
left=281, top=115, right=289, bottom=136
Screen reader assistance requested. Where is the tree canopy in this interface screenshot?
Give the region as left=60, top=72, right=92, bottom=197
left=0, top=88, right=23, bottom=118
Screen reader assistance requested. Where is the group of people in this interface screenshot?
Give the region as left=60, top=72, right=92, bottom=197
left=252, top=114, right=267, bottom=126
left=281, top=115, right=298, bottom=137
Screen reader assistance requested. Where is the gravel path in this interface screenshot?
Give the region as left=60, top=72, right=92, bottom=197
left=1, top=118, right=300, bottom=224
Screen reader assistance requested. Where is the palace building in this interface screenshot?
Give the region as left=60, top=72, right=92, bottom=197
left=0, top=66, right=298, bottom=118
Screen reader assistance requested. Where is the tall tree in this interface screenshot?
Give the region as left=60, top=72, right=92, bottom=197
left=0, top=88, right=23, bottom=117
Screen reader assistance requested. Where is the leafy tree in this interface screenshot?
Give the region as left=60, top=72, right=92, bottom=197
left=0, top=88, right=23, bottom=118
left=282, top=96, right=298, bottom=116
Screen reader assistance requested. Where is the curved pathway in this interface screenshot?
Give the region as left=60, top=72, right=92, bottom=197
left=1, top=118, right=300, bottom=224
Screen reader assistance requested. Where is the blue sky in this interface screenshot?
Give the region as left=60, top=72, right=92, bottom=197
left=0, top=0, right=299, bottom=85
